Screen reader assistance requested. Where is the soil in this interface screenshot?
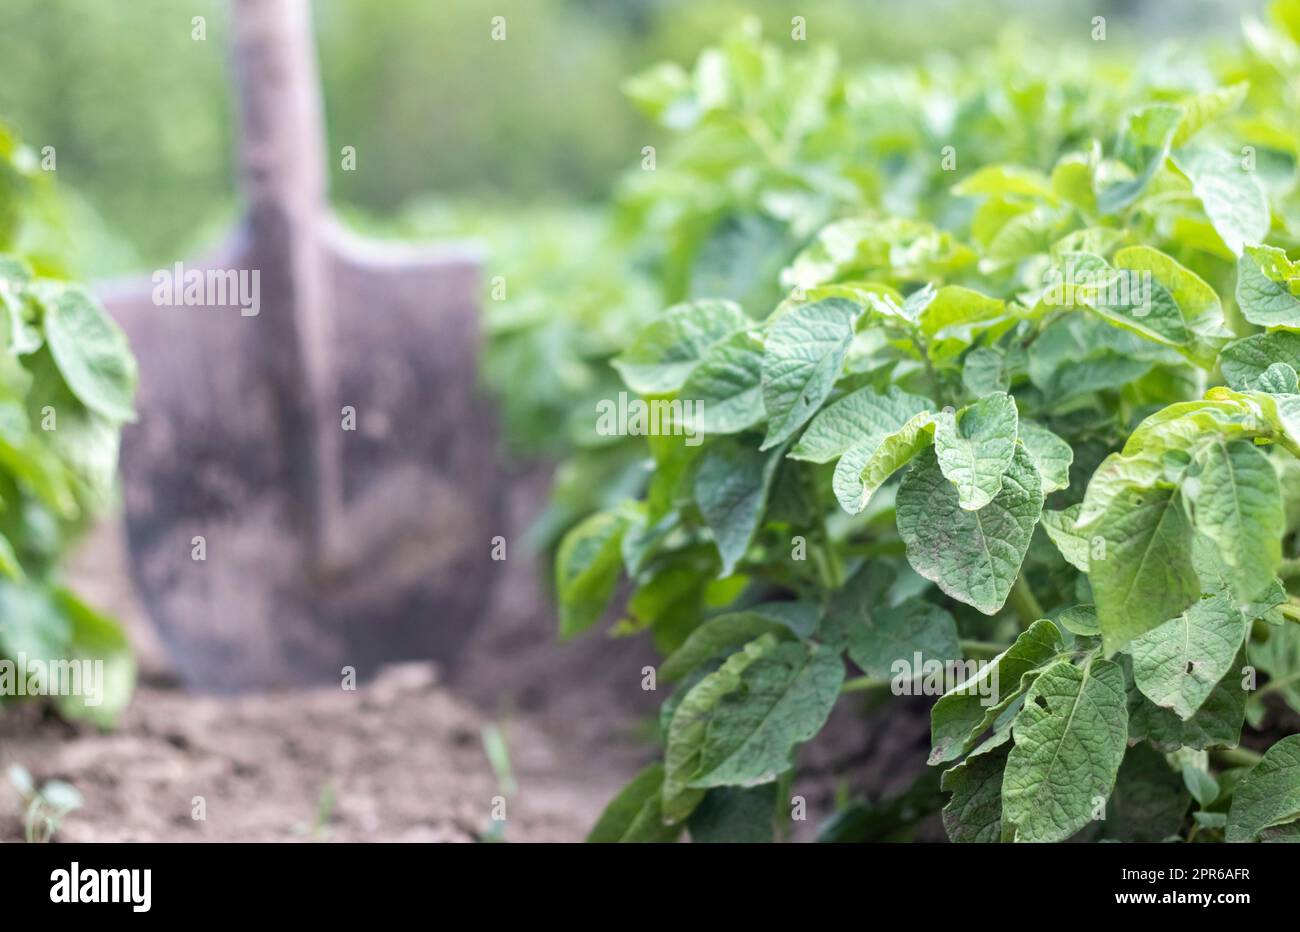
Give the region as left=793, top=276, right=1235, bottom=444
left=0, top=466, right=661, bottom=843
left=0, top=464, right=939, bottom=843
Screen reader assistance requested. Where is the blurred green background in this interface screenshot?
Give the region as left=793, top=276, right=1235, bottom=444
left=0, top=0, right=1265, bottom=278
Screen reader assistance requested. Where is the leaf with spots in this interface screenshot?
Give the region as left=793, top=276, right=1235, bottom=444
left=932, top=392, right=1019, bottom=510
left=760, top=298, right=859, bottom=450
left=897, top=444, right=1043, bottom=615
left=1129, top=589, right=1247, bottom=720
left=691, top=640, right=844, bottom=788
left=1001, top=657, right=1129, bottom=843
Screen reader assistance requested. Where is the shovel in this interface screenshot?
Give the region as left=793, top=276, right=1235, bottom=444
left=97, top=0, right=502, bottom=691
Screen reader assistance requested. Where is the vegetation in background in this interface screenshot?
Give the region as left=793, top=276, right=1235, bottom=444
left=560, top=4, right=1300, bottom=842
left=0, top=126, right=137, bottom=726
left=0, top=0, right=1264, bottom=280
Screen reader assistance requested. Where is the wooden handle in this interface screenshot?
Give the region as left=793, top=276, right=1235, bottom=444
left=231, top=0, right=326, bottom=221
left=230, top=0, right=344, bottom=570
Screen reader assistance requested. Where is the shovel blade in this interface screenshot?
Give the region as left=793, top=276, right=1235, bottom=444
left=100, top=232, right=501, bottom=692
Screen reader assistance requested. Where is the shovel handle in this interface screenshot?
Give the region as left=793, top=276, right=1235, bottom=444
left=229, top=0, right=345, bottom=569
left=230, top=0, right=327, bottom=219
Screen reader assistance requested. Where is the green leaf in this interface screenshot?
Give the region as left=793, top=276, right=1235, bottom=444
left=1001, top=657, right=1129, bottom=843
left=821, top=561, right=894, bottom=647
left=25, top=349, right=121, bottom=507
left=962, top=346, right=1009, bottom=396
left=1115, top=245, right=1228, bottom=340
left=1027, top=314, right=1158, bottom=399
left=933, top=392, right=1018, bottom=510
left=587, top=762, right=679, bottom=843
left=1226, top=735, right=1300, bottom=842
left=623, top=61, right=694, bottom=127
left=1127, top=648, right=1248, bottom=752
left=1056, top=604, right=1100, bottom=637
left=556, top=509, right=629, bottom=639
left=846, top=596, right=959, bottom=680
left=1172, top=83, right=1248, bottom=147
left=789, top=385, right=931, bottom=464
left=953, top=164, right=1056, bottom=200
left=918, top=285, right=1005, bottom=338
left=0, top=581, right=70, bottom=662
left=694, top=437, right=783, bottom=576
left=781, top=218, right=974, bottom=291
left=1220, top=331, right=1300, bottom=391
left=897, top=444, right=1043, bottom=615
left=691, top=640, right=844, bottom=788
left=1183, top=764, right=1221, bottom=808
left=759, top=298, right=859, bottom=450
left=1040, top=504, right=1091, bottom=572
left=1130, top=589, right=1246, bottom=720
left=1096, top=104, right=1180, bottom=214
left=1172, top=148, right=1270, bottom=257
left=929, top=619, right=1065, bottom=765
left=0, top=531, right=21, bottom=581
left=51, top=587, right=135, bottom=727
left=660, top=611, right=793, bottom=681
left=41, top=285, right=137, bottom=423
left=662, top=635, right=774, bottom=823
left=612, top=299, right=748, bottom=394
left=1191, top=439, right=1284, bottom=602
left=679, top=329, right=766, bottom=434
left=1236, top=245, right=1300, bottom=328
left=1252, top=622, right=1300, bottom=714
left=834, top=410, right=936, bottom=514
left=1016, top=420, right=1073, bottom=494
left=1089, top=273, right=1192, bottom=357
left=688, top=783, right=778, bottom=842
left=941, top=742, right=1010, bottom=843
left=1099, top=743, right=1190, bottom=842
left=1258, top=362, right=1299, bottom=394
left=747, top=601, right=821, bottom=638
left=1089, top=484, right=1199, bottom=655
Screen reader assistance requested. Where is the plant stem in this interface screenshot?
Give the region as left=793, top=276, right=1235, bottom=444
left=840, top=675, right=891, bottom=695
left=1278, top=557, right=1300, bottom=580
left=1281, top=601, right=1300, bottom=625
left=1210, top=747, right=1262, bottom=769
left=1008, top=576, right=1044, bottom=627
left=910, top=334, right=946, bottom=407
left=960, top=639, right=1008, bottom=656
left=1253, top=669, right=1300, bottom=700
left=807, top=464, right=844, bottom=590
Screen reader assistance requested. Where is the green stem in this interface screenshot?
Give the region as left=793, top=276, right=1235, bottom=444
left=910, top=334, right=946, bottom=406
left=1278, top=558, right=1300, bottom=580
left=1254, top=669, right=1300, bottom=700
left=840, top=675, right=892, bottom=695
left=1008, top=576, right=1044, bottom=627
left=807, top=467, right=844, bottom=590
left=1281, top=601, right=1300, bottom=625
left=960, top=639, right=1008, bottom=656
left=1211, top=747, right=1262, bottom=769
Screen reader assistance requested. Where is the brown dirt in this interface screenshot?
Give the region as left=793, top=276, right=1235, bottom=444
left=0, top=464, right=937, bottom=843
left=0, top=664, right=636, bottom=843
left=0, top=467, right=657, bottom=843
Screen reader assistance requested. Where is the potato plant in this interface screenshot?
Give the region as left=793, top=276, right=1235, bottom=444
left=0, top=124, right=137, bottom=725
left=558, top=8, right=1300, bottom=842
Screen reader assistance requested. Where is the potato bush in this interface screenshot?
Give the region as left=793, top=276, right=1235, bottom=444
left=558, top=7, right=1300, bottom=842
